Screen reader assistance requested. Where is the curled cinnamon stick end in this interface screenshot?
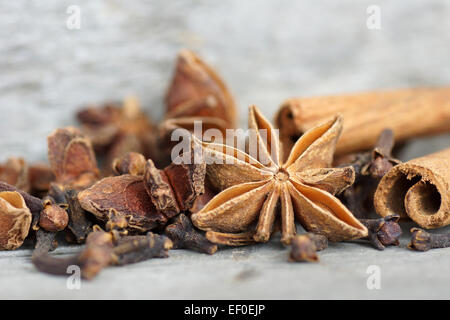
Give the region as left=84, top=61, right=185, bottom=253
left=374, top=148, right=450, bottom=229
left=275, top=87, right=450, bottom=159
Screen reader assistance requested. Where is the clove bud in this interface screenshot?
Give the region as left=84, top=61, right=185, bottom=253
left=164, top=214, right=217, bottom=254
left=289, top=233, right=328, bottom=263
left=360, top=214, right=402, bottom=250
left=408, top=228, right=450, bottom=252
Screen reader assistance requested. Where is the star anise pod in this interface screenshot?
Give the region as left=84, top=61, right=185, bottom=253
left=77, top=96, right=155, bottom=173
left=158, top=49, right=237, bottom=165
left=191, top=105, right=368, bottom=245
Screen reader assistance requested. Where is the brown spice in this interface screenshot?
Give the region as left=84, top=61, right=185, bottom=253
left=289, top=233, right=328, bottom=262
left=77, top=97, right=155, bottom=172
left=47, top=127, right=99, bottom=190
left=374, top=148, right=450, bottom=228
left=0, top=158, right=29, bottom=192
left=0, top=191, right=32, bottom=250
left=408, top=228, right=450, bottom=252
left=338, top=129, right=401, bottom=219
left=112, top=152, right=146, bottom=176
left=38, top=197, right=69, bottom=232
left=275, top=87, right=450, bottom=160
left=78, top=150, right=206, bottom=233
left=191, top=105, right=367, bottom=245
left=158, top=49, right=237, bottom=165
left=164, top=214, right=217, bottom=254
left=360, top=215, right=402, bottom=250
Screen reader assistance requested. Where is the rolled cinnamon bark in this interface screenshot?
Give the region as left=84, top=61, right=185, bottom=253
left=374, top=148, right=450, bottom=229
left=275, top=87, right=450, bottom=159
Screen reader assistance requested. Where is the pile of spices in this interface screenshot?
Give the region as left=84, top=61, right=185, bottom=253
left=1, top=50, right=450, bottom=280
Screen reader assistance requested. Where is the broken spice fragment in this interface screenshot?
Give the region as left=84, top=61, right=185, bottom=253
left=78, top=174, right=167, bottom=232
left=0, top=157, right=30, bottom=192
left=112, top=152, right=146, bottom=176
left=38, top=197, right=69, bottom=232
left=77, top=97, right=156, bottom=172
left=47, top=127, right=99, bottom=190
left=0, top=191, right=32, bottom=250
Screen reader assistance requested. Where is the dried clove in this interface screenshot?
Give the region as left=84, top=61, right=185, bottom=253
left=77, top=97, right=156, bottom=173
left=64, top=189, right=93, bottom=243
left=112, top=152, right=146, bottom=176
left=360, top=215, right=402, bottom=250
left=38, top=197, right=69, bottom=232
left=111, top=232, right=172, bottom=265
left=32, top=226, right=114, bottom=280
left=337, top=129, right=401, bottom=219
left=289, top=233, right=328, bottom=263
left=164, top=214, right=217, bottom=254
left=408, top=228, right=450, bottom=252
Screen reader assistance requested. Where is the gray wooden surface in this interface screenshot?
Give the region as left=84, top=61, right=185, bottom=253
left=0, top=0, right=450, bottom=299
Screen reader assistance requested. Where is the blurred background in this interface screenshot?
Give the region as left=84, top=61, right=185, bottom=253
left=1, top=0, right=449, bottom=163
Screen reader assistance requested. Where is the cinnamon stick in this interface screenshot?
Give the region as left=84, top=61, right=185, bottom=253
left=275, top=87, right=450, bottom=159
left=374, top=148, right=450, bottom=229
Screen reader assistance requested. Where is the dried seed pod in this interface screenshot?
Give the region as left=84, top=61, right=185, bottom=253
left=360, top=215, right=402, bottom=250
left=47, top=127, right=99, bottom=190
left=0, top=157, right=30, bottom=192
left=38, top=197, right=69, bottom=232
left=0, top=191, right=32, bottom=250
left=111, top=232, right=173, bottom=265
left=0, top=182, right=43, bottom=216
left=78, top=175, right=168, bottom=232
left=77, top=97, right=156, bottom=172
left=164, top=214, right=217, bottom=254
left=408, top=228, right=450, bottom=252
left=112, top=152, right=146, bottom=176
left=289, top=233, right=328, bottom=263
left=165, top=49, right=236, bottom=129
left=144, top=151, right=205, bottom=218
left=158, top=50, right=237, bottom=166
